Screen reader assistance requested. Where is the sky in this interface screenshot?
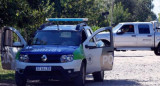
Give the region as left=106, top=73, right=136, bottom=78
left=152, top=0, right=160, bottom=18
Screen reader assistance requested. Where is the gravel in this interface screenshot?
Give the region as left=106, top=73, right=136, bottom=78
left=91, top=51, right=160, bottom=86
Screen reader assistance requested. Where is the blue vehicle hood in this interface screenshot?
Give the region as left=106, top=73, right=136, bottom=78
left=20, top=45, right=78, bottom=55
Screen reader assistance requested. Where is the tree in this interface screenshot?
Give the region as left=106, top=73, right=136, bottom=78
left=52, top=0, right=109, bottom=26
left=0, top=0, right=157, bottom=35
left=134, top=0, right=156, bottom=21
left=17, top=0, right=54, bottom=41
left=114, top=0, right=157, bottom=22
left=108, top=2, right=131, bottom=25
left=0, top=0, right=19, bottom=27
left=114, top=0, right=136, bottom=14
left=0, top=0, right=55, bottom=41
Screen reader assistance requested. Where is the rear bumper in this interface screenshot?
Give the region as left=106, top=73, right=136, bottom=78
left=17, top=66, right=80, bottom=80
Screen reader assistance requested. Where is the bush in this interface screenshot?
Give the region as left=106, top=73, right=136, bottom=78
left=91, top=26, right=100, bottom=32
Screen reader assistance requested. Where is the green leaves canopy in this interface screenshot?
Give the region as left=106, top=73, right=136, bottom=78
left=0, top=0, right=54, bottom=41
left=108, top=2, right=131, bottom=25
left=0, top=0, right=157, bottom=39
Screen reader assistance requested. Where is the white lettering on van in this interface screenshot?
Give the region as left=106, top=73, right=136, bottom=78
left=103, top=55, right=113, bottom=65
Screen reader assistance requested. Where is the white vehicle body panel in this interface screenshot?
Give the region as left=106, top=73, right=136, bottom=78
left=83, top=27, right=114, bottom=73
left=136, top=23, right=154, bottom=47
left=114, top=33, right=137, bottom=47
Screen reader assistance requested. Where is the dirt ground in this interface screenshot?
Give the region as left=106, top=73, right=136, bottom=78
left=0, top=51, right=160, bottom=86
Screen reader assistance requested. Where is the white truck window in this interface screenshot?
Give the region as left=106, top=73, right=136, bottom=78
left=138, top=24, right=150, bottom=34
left=120, top=25, right=134, bottom=34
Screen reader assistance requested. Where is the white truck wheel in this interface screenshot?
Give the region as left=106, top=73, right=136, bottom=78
left=154, top=45, right=160, bottom=55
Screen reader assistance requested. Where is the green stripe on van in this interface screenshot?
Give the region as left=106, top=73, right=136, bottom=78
left=15, top=50, right=21, bottom=60
left=73, top=44, right=85, bottom=60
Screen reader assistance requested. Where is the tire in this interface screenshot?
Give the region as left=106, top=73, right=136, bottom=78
left=154, top=45, right=160, bottom=55
left=15, top=71, right=27, bottom=86
left=92, top=71, right=104, bottom=82
left=74, top=62, right=86, bottom=86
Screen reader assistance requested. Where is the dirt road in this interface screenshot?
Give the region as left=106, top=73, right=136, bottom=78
left=103, top=51, right=160, bottom=86
left=86, top=51, right=160, bottom=86
left=1, top=51, right=160, bottom=86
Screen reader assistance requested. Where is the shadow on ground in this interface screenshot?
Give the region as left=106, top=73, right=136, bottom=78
left=25, top=79, right=141, bottom=86
left=0, top=76, right=141, bottom=86
left=0, top=72, right=140, bottom=86
left=86, top=79, right=141, bottom=86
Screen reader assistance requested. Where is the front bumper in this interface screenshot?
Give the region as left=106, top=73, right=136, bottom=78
left=17, top=66, right=80, bottom=80
left=15, top=60, right=82, bottom=80
left=16, top=60, right=82, bottom=72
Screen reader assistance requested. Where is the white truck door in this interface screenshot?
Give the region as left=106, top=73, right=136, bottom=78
left=1, top=27, right=27, bottom=70
left=83, top=27, right=114, bottom=73
left=137, top=24, right=154, bottom=47
left=115, top=24, right=137, bottom=47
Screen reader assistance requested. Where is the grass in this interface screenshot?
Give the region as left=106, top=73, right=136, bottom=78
left=0, top=58, right=15, bottom=83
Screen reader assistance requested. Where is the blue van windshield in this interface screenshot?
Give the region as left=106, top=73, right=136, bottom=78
left=32, top=31, right=81, bottom=46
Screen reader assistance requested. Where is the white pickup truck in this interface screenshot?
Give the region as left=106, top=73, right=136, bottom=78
left=97, top=21, right=160, bottom=55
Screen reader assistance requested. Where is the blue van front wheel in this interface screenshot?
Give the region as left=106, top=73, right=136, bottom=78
left=74, top=62, right=86, bottom=86
left=15, top=71, right=27, bottom=86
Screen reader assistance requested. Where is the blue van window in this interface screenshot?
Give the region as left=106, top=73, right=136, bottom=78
left=138, top=24, right=150, bottom=34
left=32, top=31, right=81, bottom=46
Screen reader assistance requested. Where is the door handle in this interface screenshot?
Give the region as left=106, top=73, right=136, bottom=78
left=147, top=35, right=152, bottom=37
left=131, top=35, right=136, bottom=37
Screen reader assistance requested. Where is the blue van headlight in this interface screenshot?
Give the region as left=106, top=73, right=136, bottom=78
left=60, top=55, right=73, bottom=63
left=19, top=55, right=29, bottom=62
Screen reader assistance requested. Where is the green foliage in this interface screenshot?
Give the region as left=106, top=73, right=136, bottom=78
left=54, top=0, right=109, bottom=26
left=108, top=2, right=131, bottom=25
left=0, top=0, right=19, bottom=27
left=0, top=0, right=157, bottom=40
left=134, top=0, right=156, bottom=21
left=91, top=26, right=101, bottom=32
left=114, top=0, right=157, bottom=22
left=15, top=0, right=55, bottom=41
left=0, top=0, right=55, bottom=41
left=0, top=58, right=14, bottom=83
